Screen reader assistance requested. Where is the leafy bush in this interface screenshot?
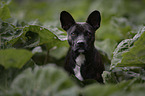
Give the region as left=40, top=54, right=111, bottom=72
left=2, top=65, right=79, bottom=96
left=0, top=0, right=145, bottom=96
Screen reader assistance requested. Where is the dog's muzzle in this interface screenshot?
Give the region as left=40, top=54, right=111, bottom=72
left=75, top=40, right=86, bottom=53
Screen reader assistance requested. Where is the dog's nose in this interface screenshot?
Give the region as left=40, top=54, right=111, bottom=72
left=77, top=40, right=85, bottom=46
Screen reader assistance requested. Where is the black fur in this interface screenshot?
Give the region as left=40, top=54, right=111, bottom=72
left=60, top=10, right=104, bottom=83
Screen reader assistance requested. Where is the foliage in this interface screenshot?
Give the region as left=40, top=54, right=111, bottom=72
left=120, top=28, right=145, bottom=67
left=82, top=78, right=145, bottom=96
left=111, top=26, right=145, bottom=70
left=1, top=65, right=79, bottom=96
left=0, top=4, right=11, bottom=21
left=0, top=0, right=145, bottom=96
left=0, top=49, right=33, bottom=69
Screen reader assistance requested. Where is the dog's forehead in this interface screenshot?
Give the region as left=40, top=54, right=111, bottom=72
left=68, top=22, right=93, bottom=33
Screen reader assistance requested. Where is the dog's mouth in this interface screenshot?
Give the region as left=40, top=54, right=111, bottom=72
left=78, top=49, right=85, bottom=53
left=74, top=47, right=86, bottom=53
left=72, top=42, right=88, bottom=53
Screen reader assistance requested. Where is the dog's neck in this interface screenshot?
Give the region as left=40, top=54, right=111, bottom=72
left=73, top=53, right=85, bottom=80
left=71, top=47, right=96, bottom=81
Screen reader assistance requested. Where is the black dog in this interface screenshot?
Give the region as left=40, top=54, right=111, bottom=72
left=60, top=10, right=104, bottom=83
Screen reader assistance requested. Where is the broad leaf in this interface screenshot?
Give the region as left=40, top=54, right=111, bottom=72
left=0, top=5, right=11, bottom=20
left=82, top=84, right=118, bottom=96
left=117, top=30, right=145, bottom=67
left=82, top=78, right=145, bottom=96
left=23, top=25, right=68, bottom=49
left=112, top=79, right=145, bottom=96
left=102, top=71, right=118, bottom=84
left=110, top=26, right=145, bottom=70
left=49, top=47, right=69, bottom=60
left=2, top=65, right=79, bottom=96
left=0, top=21, right=24, bottom=48
left=0, top=49, right=33, bottom=68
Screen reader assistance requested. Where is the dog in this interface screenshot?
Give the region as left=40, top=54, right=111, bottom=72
left=60, top=10, right=104, bottom=83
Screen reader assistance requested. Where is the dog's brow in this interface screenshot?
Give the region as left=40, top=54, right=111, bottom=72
left=68, top=26, right=76, bottom=33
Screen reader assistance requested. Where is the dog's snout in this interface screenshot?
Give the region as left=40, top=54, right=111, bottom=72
left=77, top=40, right=85, bottom=45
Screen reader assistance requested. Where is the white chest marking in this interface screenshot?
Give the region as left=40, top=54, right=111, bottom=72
left=73, top=54, right=85, bottom=81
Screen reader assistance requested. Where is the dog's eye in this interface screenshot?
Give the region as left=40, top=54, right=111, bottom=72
left=87, top=32, right=92, bottom=36
left=71, top=32, right=76, bottom=36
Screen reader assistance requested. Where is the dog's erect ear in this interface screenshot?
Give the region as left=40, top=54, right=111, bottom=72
left=86, top=10, right=101, bottom=30
left=60, top=11, right=76, bottom=31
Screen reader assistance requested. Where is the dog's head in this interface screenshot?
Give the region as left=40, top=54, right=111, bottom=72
left=60, top=10, right=101, bottom=53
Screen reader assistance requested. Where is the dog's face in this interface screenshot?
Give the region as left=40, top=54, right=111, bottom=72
left=60, top=10, right=101, bottom=53
left=66, top=23, right=96, bottom=53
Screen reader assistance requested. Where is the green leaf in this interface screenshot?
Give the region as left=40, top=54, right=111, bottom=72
left=46, top=26, right=67, bottom=41
left=110, top=26, right=145, bottom=70
left=0, top=49, right=33, bottom=69
left=3, top=65, right=79, bottom=96
left=0, top=21, right=24, bottom=48
left=23, top=25, right=68, bottom=49
left=49, top=47, right=69, bottom=60
left=117, top=30, right=145, bottom=67
left=102, top=71, right=118, bottom=84
left=82, top=78, right=145, bottom=96
left=116, top=77, right=144, bottom=90
left=82, top=84, right=118, bottom=96
left=0, top=5, right=11, bottom=20
left=112, top=78, right=145, bottom=96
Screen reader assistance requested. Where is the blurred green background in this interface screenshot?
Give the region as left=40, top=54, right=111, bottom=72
left=1, top=0, right=145, bottom=95
left=1, top=0, right=145, bottom=67
left=0, top=0, right=143, bottom=65
left=7, top=0, right=145, bottom=57
left=8, top=0, right=145, bottom=31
